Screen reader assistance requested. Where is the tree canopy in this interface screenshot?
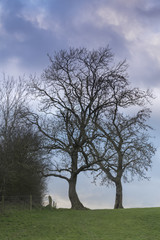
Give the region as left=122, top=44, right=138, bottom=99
left=28, top=47, right=154, bottom=209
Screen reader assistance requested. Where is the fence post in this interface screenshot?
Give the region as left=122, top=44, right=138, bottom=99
left=48, top=195, right=53, bottom=209
left=30, top=195, right=32, bottom=211
left=2, top=196, right=4, bottom=212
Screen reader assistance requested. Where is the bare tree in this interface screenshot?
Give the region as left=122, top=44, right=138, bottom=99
left=28, top=47, right=152, bottom=209
left=91, top=106, right=156, bottom=209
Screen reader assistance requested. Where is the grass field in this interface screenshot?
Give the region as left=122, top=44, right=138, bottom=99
left=0, top=207, right=160, bottom=240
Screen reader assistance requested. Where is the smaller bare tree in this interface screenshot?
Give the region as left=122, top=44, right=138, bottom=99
left=91, top=106, right=156, bottom=209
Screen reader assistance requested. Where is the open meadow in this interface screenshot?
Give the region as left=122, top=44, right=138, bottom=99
left=0, top=207, right=160, bottom=240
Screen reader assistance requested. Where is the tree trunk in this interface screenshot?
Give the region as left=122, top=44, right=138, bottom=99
left=68, top=174, right=86, bottom=210
left=114, top=180, right=123, bottom=209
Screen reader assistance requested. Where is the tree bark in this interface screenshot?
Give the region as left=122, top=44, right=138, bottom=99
left=68, top=174, right=87, bottom=210
left=114, top=180, right=123, bottom=209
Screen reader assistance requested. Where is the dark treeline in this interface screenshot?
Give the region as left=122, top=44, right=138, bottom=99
left=0, top=77, right=47, bottom=204
left=0, top=47, right=156, bottom=209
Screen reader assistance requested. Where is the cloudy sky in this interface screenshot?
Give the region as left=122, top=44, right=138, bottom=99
left=1, top=0, right=160, bottom=209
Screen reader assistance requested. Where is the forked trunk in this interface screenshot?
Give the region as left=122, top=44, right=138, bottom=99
left=68, top=174, right=86, bottom=210
left=114, top=180, right=123, bottom=209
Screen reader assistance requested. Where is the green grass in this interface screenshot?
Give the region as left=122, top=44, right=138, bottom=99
left=0, top=207, right=160, bottom=240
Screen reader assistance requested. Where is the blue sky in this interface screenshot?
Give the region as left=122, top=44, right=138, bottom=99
left=1, top=0, right=160, bottom=209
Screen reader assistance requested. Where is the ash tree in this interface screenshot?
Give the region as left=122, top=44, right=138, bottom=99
left=28, top=47, right=152, bottom=209
left=91, top=106, right=156, bottom=209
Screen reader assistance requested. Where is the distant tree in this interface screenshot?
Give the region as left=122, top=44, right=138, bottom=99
left=91, top=106, right=156, bottom=209
left=0, top=76, right=46, bottom=203
left=28, top=47, right=152, bottom=209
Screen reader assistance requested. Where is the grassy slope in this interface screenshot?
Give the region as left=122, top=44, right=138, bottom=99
left=0, top=207, right=160, bottom=240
